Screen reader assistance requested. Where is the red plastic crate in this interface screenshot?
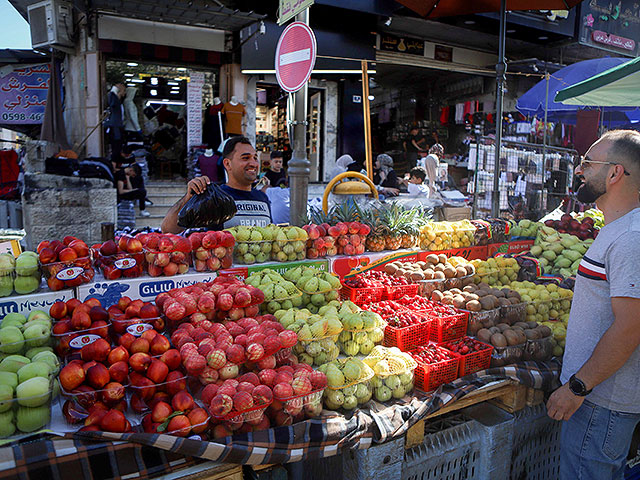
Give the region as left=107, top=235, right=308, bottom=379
left=411, top=349, right=460, bottom=392
left=383, top=311, right=429, bottom=351
left=383, top=283, right=420, bottom=300
left=440, top=337, right=493, bottom=377
left=340, top=284, right=384, bottom=305
left=427, top=311, right=468, bottom=343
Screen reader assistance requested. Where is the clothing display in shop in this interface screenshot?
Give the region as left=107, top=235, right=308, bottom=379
left=198, top=149, right=222, bottom=183
left=439, top=106, right=450, bottom=125
left=575, top=110, right=600, bottom=155
left=223, top=97, right=246, bottom=136
left=123, top=87, right=141, bottom=133
left=204, top=99, right=225, bottom=150
left=455, top=103, right=464, bottom=124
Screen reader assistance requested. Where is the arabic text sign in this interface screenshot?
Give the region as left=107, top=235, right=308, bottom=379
left=592, top=30, right=636, bottom=51
left=0, top=64, right=50, bottom=124
left=278, top=0, right=314, bottom=25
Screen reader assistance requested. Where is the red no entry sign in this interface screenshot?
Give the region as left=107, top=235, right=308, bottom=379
left=275, top=22, right=317, bottom=93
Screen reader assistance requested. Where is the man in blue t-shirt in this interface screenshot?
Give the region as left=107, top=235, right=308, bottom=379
left=161, top=136, right=272, bottom=233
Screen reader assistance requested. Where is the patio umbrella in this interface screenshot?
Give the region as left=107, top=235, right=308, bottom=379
left=516, top=57, right=638, bottom=121
left=393, top=0, right=585, bottom=216
left=555, top=56, right=640, bottom=107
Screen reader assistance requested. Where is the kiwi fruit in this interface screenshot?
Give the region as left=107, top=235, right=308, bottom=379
left=524, top=329, right=540, bottom=340
left=479, top=297, right=495, bottom=311
left=498, top=298, right=512, bottom=307
left=489, top=326, right=501, bottom=335
left=514, top=322, right=529, bottom=330
left=477, top=328, right=492, bottom=344
left=463, top=285, right=476, bottom=293
left=526, top=321, right=538, bottom=329
left=503, top=330, right=520, bottom=346
left=491, top=288, right=505, bottom=298
left=536, top=325, right=552, bottom=337
left=514, top=329, right=527, bottom=344
left=496, top=323, right=511, bottom=332
left=490, top=333, right=508, bottom=347
left=508, top=296, right=521, bottom=305
left=485, top=295, right=498, bottom=308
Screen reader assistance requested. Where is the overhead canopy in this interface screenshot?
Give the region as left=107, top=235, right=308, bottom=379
left=555, top=56, right=640, bottom=107
left=394, top=0, right=583, bottom=18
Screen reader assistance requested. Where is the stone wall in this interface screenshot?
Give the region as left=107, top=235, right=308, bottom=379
left=22, top=173, right=116, bottom=249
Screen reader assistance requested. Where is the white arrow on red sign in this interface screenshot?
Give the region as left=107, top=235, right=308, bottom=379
left=275, top=22, right=317, bottom=93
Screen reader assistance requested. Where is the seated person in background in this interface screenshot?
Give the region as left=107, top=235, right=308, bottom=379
left=264, top=151, right=288, bottom=187
left=116, top=163, right=150, bottom=217
left=402, top=166, right=430, bottom=196
left=162, top=136, right=272, bottom=232
left=373, top=153, right=400, bottom=196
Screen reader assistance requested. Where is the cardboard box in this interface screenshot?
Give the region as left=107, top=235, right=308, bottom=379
left=76, top=271, right=218, bottom=307
left=440, top=206, right=472, bottom=221
left=0, top=289, right=74, bottom=317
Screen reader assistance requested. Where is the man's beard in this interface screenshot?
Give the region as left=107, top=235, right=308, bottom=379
left=576, top=177, right=606, bottom=204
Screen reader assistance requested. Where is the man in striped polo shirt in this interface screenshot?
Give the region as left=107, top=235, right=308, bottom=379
left=546, top=130, right=640, bottom=479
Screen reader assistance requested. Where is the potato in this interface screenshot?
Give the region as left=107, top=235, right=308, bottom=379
left=463, top=285, right=476, bottom=293
left=449, top=288, right=462, bottom=295
left=431, top=290, right=444, bottom=302
left=441, top=295, right=454, bottom=305
left=490, top=333, right=508, bottom=347
left=434, top=271, right=446, bottom=280
left=453, top=295, right=466, bottom=309
left=416, top=261, right=427, bottom=269
left=434, top=264, right=446, bottom=273
left=410, top=272, right=425, bottom=281
left=477, top=328, right=492, bottom=344
left=438, top=254, right=448, bottom=264
left=456, top=266, right=468, bottom=278
left=424, top=269, right=435, bottom=280
left=385, top=264, right=398, bottom=275
left=443, top=266, right=457, bottom=279
left=466, top=300, right=482, bottom=312
left=464, top=264, right=476, bottom=275
left=462, top=277, right=475, bottom=287
left=467, top=293, right=480, bottom=301
left=426, top=254, right=439, bottom=264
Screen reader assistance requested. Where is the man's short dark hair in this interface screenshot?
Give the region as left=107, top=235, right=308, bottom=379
left=270, top=151, right=283, bottom=160
left=410, top=166, right=427, bottom=182
left=602, top=130, right=640, bottom=174
left=223, top=136, right=252, bottom=159
left=131, top=163, right=142, bottom=177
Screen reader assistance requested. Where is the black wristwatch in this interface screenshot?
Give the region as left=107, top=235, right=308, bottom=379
left=569, top=374, right=592, bottom=396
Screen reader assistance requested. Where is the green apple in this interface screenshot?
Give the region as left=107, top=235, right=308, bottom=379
left=22, top=324, right=49, bottom=348
left=31, top=352, right=58, bottom=374
left=14, top=276, right=39, bottom=295
left=15, top=253, right=38, bottom=276
left=22, top=320, right=51, bottom=333
left=2, top=313, right=27, bottom=326
left=24, top=347, right=52, bottom=360
left=16, top=377, right=50, bottom=407
left=0, top=410, right=15, bottom=438
left=0, top=327, right=24, bottom=353
left=17, top=362, right=50, bottom=384
left=0, top=355, right=30, bottom=374
left=0, top=384, right=13, bottom=413
left=16, top=405, right=49, bottom=432
left=0, top=276, right=13, bottom=297
left=0, top=371, right=18, bottom=390
left=0, top=253, right=15, bottom=273
left=27, top=311, right=49, bottom=323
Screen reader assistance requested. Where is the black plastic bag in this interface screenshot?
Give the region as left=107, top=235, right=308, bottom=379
left=177, top=183, right=237, bottom=229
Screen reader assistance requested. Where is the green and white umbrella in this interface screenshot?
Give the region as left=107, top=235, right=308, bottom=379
left=555, top=56, right=640, bottom=106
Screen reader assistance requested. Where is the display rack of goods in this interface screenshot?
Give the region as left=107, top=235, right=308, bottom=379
left=38, top=236, right=94, bottom=291
left=282, top=266, right=341, bottom=313
left=419, top=221, right=453, bottom=251
left=470, top=220, right=491, bottom=246
left=50, top=299, right=111, bottom=358
left=275, top=305, right=342, bottom=367
left=108, top=297, right=165, bottom=340
left=508, top=281, right=572, bottom=324
left=335, top=307, right=385, bottom=356
left=475, top=323, right=527, bottom=367
left=530, top=225, right=592, bottom=277
left=448, top=221, right=476, bottom=248
left=509, top=219, right=542, bottom=239
left=321, top=357, right=373, bottom=411
left=245, top=270, right=303, bottom=314
left=302, top=222, right=369, bottom=258
left=388, top=255, right=475, bottom=296
left=440, top=337, right=493, bottom=377
left=187, top=230, right=235, bottom=273
left=0, top=359, right=57, bottom=438
left=364, top=346, right=416, bottom=401
left=138, top=233, right=193, bottom=277
left=485, top=218, right=511, bottom=243
left=382, top=309, right=429, bottom=351
left=263, top=363, right=327, bottom=427
left=544, top=213, right=599, bottom=240
left=156, top=276, right=264, bottom=326
left=0, top=251, right=41, bottom=296
left=409, top=344, right=459, bottom=392
left=0, top=310, right=52, bottom=357
left=270, top=226, right=308, bottom=263
left=227, top=225, right=275, bottom=265
left=340, top=271, right=386, bottom=305
left=423, top=302, right=467, bottom=344
left=140, top=392, right=209, bottom=438
left=95, top=236, right=145, bottom=280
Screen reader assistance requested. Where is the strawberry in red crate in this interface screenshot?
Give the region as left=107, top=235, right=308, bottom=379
left=412, top=345, right=458, bottom=364
left=385, top=310, right=427, bottom=328
left=188, top=230, right=235, bottom=272
left=410, top=344, right=460, bottom=391
left=441, top=337, right=490, bottom=355
left=395, top=294, right=432, bottom=312
left=360, top=300, right=405, bottom=318
left=96, top=236, right=145, bottom=280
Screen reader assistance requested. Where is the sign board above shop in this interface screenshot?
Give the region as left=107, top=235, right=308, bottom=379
left=578, top=0, right=640, bottom=56
left=0, top=64, right=49, bottom=124
left=379, top=34, right=425, bottom=56
left=278, top=0, right=315, bottom=25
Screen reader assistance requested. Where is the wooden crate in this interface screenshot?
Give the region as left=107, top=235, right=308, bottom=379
left=490, top=384, right=527, bottom=413
left=526, top=387, right=545, bottom=407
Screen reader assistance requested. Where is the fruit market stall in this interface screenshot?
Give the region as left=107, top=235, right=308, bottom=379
left=0, top=208, right=603, bottom=479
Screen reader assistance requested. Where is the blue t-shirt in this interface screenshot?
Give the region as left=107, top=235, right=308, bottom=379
left=217, top=184, right=272, bottom=229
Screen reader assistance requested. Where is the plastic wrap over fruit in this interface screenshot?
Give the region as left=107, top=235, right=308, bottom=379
left=177, top=184, right=237, bottom=229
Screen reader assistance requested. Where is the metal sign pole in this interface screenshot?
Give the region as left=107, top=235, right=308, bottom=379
left=492, top=0, right=507, bottom=217
left=287, top=8, right=311, bottom=226
left=361, top=60, right=373, bottom=179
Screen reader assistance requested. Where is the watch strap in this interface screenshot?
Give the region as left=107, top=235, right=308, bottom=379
left=569, top=374, right=592, bottom=396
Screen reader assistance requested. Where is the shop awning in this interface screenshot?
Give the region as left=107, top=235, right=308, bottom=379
left=394, top=0, right=583, bottom=17
left=10, top=0, right=265, bottom=31
left=555, top=56, right=640, bottom=107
